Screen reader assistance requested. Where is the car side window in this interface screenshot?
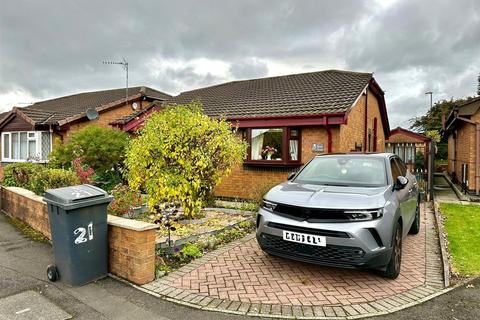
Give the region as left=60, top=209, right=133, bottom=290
left=394, top=158, right=407, bottom=176
left=390, top=158, right=402, bottom=183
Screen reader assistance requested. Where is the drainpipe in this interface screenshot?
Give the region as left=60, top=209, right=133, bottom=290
left=476, top=124, right=480, bottom=195
left=363, top=87, right=368, bottom=152
left=325, top=116, right=332, bottom=153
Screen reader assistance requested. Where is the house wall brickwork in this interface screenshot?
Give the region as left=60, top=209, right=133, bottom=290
left=62, top=100, right=144, bottom=141
left=215, top=126, right=339, bottom=199
left=0, top=186, right=158, bottom=285
left=215, top=90, right=387, bottom=199
left=447, top=122, right=477, bottom=191
left=339, top=90, right=385, bottom=152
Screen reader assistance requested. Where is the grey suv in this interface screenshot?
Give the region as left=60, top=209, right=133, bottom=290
left=256, top=153, right=420, bottom=279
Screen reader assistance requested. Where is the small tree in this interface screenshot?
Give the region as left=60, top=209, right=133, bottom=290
left=125, top=102, right=247, bottom=218
left=48, top=125, right=128, bottom=187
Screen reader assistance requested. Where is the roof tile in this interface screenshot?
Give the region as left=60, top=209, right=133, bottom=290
left=168, top=70, right=372, bottom=118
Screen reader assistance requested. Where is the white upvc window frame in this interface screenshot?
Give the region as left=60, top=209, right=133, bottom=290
left=1, top=131, right=53, bottom=163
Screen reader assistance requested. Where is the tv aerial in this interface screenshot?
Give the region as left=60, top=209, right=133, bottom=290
left=102, top=57, right=129, bottom=108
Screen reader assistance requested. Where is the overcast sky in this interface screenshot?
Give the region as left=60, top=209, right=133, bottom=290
left=1, top=0, right=479, bottom=128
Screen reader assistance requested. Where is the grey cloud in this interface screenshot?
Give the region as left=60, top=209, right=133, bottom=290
left=229, top=59, right=268, bottom=79
left=0, top=0, right=479, bottom=127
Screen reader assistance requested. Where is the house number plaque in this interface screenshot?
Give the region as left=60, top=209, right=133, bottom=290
left=312, top=143, right=324, bottom=152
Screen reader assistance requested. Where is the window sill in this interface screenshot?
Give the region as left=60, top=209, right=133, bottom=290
left=243, top=160, right=303, bottom=168
left=1, top=159, right=48, bottom=164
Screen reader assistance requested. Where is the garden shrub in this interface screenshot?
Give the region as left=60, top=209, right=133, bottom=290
left=48, top=125, right=128, bottom=189
left=2, top=163, right=46, bottom=190
left=126, top=102, right=247, bottom=218
left=108, top=184, right=143, bottom=217
left=72, top=157, right=95, bottom=184
left=180, top=243, right=203, bottom=259
left=248, top=181, right=279, bottom=209
left=30, top=168, right=80, bottom=195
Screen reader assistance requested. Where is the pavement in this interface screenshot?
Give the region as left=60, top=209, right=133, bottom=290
left=0, top=213, right=248, bottom=320
left=1, top=211, right=479, bottom=320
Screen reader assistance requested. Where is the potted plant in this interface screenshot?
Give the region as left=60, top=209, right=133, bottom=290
left=262, top=146, right=277, bottom=160
left=108, top=184, right=145, bottom=219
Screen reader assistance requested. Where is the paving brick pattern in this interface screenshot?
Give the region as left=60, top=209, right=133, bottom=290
left=143, top=204, right=445, bottom=318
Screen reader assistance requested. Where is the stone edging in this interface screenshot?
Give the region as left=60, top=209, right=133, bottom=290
left=110, top=273, right=479, bottom=320
left=156, top=217, right=253, bottom=249
left=113, top=205, right=450, bottom=319
left=432, top=200, right=451, bottom=287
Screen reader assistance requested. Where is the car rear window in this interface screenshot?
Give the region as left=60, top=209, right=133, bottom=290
left=294, top=156, right=387, bottom=187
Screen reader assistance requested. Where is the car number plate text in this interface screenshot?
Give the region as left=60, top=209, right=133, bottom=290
left=282, top=230, right=326, bottom=247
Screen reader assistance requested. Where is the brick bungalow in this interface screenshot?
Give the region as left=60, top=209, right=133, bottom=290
left=0, top=86, right=170, bottom=166
left=385, top=127, right=431, bottom=171
left=444, top=96, right=480, bottom=195
left=122, top=70, right=390, bottom=199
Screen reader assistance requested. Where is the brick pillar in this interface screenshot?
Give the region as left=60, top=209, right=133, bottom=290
left=107, top=215, right=158, bottom=285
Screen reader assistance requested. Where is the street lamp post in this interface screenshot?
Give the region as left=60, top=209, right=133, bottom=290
left=425, top=91, right=433, bottom=110
left=424, top=91, right=434, bottom=201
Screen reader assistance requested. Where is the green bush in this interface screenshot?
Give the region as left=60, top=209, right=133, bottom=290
left=248, top=181, right=279, bottom=209
left=108, top=184, right=143, bottom=217
left=126, top=103, right=247, bottom=218
left=48, top=125, right=128, bottom=177
left=180, top=243, right=203, bottom=259
left=30, top=168, right=80, bottom=195
left=2, top=163, right=46, bottom=189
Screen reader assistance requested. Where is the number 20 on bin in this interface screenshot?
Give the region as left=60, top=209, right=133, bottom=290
left=74, top=222, right=94, bottom=244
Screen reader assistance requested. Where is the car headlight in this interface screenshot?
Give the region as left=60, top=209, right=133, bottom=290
left=261, top=200, right=277, bottom=212
left=344, top=208, right=383, bottom=221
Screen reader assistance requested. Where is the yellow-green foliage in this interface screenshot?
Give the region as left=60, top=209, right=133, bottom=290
left=125, top=102, right=247, bottom=218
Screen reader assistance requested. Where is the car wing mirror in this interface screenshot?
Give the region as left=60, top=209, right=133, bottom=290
left=287, top=172, right=296, bottom=181
left=394, top=176, right=409, bottom=190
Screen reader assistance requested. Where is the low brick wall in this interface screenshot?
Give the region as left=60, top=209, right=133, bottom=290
left=1, top=187, right=51, bottom=238
left=108, top=215, right=158, bottom=284
left=0, top=186, right=158, bottom=285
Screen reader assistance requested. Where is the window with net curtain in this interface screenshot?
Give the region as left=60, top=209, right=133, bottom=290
left=250, top=128, right=299, bottom=162
left=1, top=131, right=52, bottom=162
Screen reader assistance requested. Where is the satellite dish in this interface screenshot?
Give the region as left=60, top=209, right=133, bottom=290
left=86, top=107, right=99, bottom=120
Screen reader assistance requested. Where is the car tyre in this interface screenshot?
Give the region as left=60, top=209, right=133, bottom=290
left=380, top=221, right=402, bottom=279
left=409, top=198, right=421, bottom=235
left=47, top=265, right=59, bottom=282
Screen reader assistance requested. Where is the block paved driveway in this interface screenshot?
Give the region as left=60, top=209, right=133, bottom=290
left=144, top=204, right=445, bottom=318
left=172, top=234, right=425, bottom=306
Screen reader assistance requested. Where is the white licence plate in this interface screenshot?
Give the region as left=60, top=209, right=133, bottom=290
left=282, top=230, right=326, bottom=247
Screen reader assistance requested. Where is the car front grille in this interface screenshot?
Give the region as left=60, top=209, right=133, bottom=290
left=272, top=203, right=376, bottom=222
left=258, top=233, right=365, bottom=266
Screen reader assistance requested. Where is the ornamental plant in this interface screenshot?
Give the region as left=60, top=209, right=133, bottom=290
left=48, top=125, right=128, bottom=174
left=125, top=102, right=247, bottom=218
left=108, top=184, right=143, bottom=217
left=72, top=157, right=95, bottom=184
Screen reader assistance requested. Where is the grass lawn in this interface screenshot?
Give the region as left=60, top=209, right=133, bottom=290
left=440, top=203, right=480, bottom=276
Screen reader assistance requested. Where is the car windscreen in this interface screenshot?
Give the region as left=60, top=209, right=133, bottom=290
left=293, top=156, right=387, bottom=187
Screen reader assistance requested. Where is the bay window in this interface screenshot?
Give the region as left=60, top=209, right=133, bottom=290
left=1, top=131, right=52, bottom=162
left=244, top=127, right=301, bottom=166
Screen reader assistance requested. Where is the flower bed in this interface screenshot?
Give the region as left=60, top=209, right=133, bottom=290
left=155, top=218, right=255, bottom=278
left=152, top=208, right=252, bottom=247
